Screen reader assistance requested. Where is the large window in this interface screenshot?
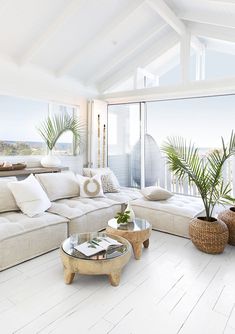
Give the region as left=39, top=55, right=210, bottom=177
left=0, top=95, right=78, bottom=156
left=108, top=95, right=235, bottom=195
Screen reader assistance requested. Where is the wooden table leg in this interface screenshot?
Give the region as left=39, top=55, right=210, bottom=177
left=132, top=242, right=142, bottom=260
left=143, top=239, right=149, bottom=248
left=109, top=270, right=121, bottom=286
left=64, top=269, right=75, bottom=284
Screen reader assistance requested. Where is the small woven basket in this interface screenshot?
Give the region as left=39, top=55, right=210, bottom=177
left=218, top=208, right=235, bottom=246
left=189, top=217, right=229, bottom=254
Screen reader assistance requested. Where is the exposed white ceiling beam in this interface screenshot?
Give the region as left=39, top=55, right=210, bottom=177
left=20, top=0, right=82, bottom=65
left=98, top=32, right=178, bottom=93
left=57, top=0, right=146, bottom=77
left=87, top=24, right=167, bottom=85
left=180, top=32, right=191, bottom=83
left=188, top=22, right=235, bottom=44
left=180, top=11, right=235, bottom=29
left=146, top=0, right=204, bottom=51
left=146, top=0, right=186, bottom=35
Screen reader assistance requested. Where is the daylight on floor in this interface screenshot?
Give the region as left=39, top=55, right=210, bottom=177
left=0, top=1, right=235, bottom=333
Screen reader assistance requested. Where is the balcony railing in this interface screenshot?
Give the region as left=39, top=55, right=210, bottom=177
left=158, top=156, right=235, bottom=197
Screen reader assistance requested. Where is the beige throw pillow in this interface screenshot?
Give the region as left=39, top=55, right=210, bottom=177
left=141, top=186, right=173, bottom=201
left=100, top=174, right=120, bottom=193
left=35, top=172, right=79, bottom=201
left=77, top=174, right=104, bottom=198
left=83, top=167, right=120, bottom=192
left=8, top=174, right=51, bottom=217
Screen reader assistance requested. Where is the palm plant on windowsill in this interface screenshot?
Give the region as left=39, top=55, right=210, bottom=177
left=162, top=132, right=235, bottom=254
left=37, top=111, right=83, bottom=167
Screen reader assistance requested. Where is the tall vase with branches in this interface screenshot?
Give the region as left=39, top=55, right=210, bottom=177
left=37, top=111, right=83, bottom=167
left=162, top=132, right=235, bottom=254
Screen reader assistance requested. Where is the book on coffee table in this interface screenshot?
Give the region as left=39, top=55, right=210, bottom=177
left=75, top=236, right=123, bottom=257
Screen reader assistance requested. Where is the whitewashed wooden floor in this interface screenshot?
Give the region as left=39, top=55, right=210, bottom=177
left=0, top=231, right=235, bottom=334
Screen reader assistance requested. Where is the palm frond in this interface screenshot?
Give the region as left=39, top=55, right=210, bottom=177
left=37, top=112, right=84, bottom=153
left=162, top=131, right=235, bottom=221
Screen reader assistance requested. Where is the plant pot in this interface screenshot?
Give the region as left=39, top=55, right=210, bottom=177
left=218, top=208, right=235, bottom=246
left=41, top=151, right=61, bottom=168
left=189, top=217, right=229, bottom=254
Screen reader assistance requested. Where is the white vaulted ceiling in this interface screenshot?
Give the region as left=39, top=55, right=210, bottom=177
left=1, top=0, right=235, bottom=95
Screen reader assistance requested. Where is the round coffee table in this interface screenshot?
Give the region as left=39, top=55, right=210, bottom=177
left=106, top=218, right=152, bottom=260
left=60, top=232, right=131, bottom=286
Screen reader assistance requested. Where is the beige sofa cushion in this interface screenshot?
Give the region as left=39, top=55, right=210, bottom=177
left=36, top=171, right=79, bottom=201
left=141, top=186, right=173, bottom=200
left=0, top=177, right=19, bottom=213
left=131, top=194, right=204, bottom=238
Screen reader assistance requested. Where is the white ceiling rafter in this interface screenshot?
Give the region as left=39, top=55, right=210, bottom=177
left=146, top=0, right=204, bottom=51
left=98, top=31, right=178, bottom=93
left=146, top=0, right=186, bottom=35
left=87, top=24, right=167, bottom=85
left=19, top=0, right=83, bottom=65
left=56, top=0, right=146, bottom=77
left=188, top=22, right=235, bottom=44
left=180, top=11, right=235, bottom=30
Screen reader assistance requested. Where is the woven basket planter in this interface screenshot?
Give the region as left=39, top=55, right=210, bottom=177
left=218, top=208, right=235, bottom=246
left=189, top=217, right=229, bottom=254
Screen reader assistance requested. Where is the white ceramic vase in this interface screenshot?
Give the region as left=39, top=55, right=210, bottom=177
left=41, top=150, right=61, bottom=167
left=125, top=202, right=135, bottom=222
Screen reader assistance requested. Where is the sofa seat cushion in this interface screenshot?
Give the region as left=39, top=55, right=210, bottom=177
left=131, top=194, right=205, bottom=238
left=0, top=211, right=68, bottom=242
left=48, top=197, right=120, bottom=219
left=105, top=187, right=142, bottom=203
left=132, top=194, right=204, bottom=218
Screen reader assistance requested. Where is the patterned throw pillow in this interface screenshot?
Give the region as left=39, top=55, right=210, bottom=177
left=77, top=175, right=105, bottom=198
left=101, top=174, right=120, bottom=193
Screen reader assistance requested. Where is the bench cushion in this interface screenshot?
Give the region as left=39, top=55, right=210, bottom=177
left=131, top=194, right=205, bottom=238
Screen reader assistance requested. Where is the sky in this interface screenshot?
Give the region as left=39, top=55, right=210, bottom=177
left=0, top=95, right=72, bottom=143
left=147, top=94, right=235, bottom=148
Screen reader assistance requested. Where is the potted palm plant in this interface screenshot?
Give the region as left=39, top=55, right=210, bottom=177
left=37, top=111, right=82, bottom=167
left=162, top=132, right=235, bottom=254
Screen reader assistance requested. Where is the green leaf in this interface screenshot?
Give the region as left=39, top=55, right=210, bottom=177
left=161, top=131, right=235, bottom=221
left=37, top=111, right=84, bottom=154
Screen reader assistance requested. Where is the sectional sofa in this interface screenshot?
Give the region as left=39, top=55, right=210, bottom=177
left=0, top=171, right=204, bottom=271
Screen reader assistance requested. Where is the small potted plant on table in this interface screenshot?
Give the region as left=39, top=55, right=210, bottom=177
left=115, top=211, right=131, bottom=226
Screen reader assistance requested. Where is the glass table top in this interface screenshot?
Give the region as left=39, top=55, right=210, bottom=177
left=62, top=232, right=128, bottom=261
left=108, top=217, right=151, bottom=231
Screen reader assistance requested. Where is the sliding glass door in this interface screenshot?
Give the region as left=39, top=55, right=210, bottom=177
left=108, top=103, right=141, bottom=187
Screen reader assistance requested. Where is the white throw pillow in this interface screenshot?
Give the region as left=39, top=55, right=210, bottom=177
left=77, top=174, right=104, bottom=198
left=8, top=174, right=51, bottom=217
left=141, top=186, right=173, bottom=201
left=35, top=172, right=79, bottom=201
left=83, top=167, right=120, bottom=191
left=0, top=177, right=19, bottom=212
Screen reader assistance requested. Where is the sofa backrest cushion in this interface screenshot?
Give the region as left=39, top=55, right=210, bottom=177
left=8, top=174, right=51, bottom=217
left=0, top=177, right=19, bottom=213
left=35, top=171, right=79, bottom=201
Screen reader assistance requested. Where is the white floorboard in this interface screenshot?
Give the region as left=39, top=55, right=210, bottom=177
left=0, top=231, right=235, bottom=334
